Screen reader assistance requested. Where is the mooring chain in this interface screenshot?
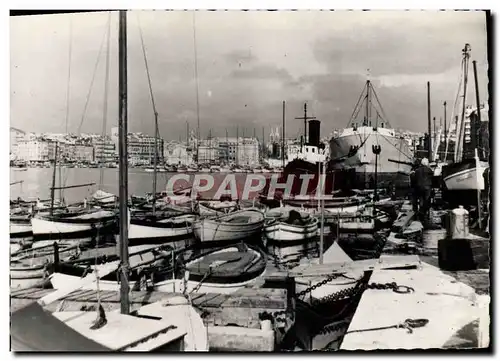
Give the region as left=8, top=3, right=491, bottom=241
left=295, top=273, right=342, bottom=298
left=347, top=318, right=429, bottom=335
left=367, top=282, right=414, bottom=294
left=313, top=282, right=364, bottom=306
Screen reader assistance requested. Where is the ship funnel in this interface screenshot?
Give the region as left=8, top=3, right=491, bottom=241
left=308, top=119, right=320, bottom=147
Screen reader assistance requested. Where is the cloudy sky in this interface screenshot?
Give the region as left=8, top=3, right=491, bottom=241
left=10, top=10, right=488, bottom=140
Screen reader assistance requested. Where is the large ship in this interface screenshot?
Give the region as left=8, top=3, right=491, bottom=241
left=329, top=79, right=413, bottom=189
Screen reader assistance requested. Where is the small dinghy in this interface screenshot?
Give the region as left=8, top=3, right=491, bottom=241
left=10, top=214, right=33, bottom=238
left=51, top=243, right=267, bottom=296
left=10, top=242, right=81, bottom=290
left=294, top=243, right=364, bottom=308
left=193, top=209, right=265, bottom=243
left=31, top=209, right=117, bottom=238
left=128, top=213, right=197, bottom=248
left=265, top=208, right=318, bottom=243
left=198, top=200, right=237, bottom=216
left=11, top=291, right=208, bottom=351
left=91, top=190, right=117, bottom=206
left=172, top=243, right=267, bottom=294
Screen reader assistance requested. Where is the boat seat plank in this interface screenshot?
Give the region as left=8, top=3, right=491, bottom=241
left=201, top=293, right=228, bottom=308
left=53, top=310, right=186, bottom=351
left=340, top=262, right=487, bottom=350
left=221, top=289, right=287, bottom=309
left=276, top=256, right=420, bottom=278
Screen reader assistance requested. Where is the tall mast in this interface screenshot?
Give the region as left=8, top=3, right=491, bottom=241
left=118, top=10, right=130, bottom=315
left=295, top=103, right=316, bottom=147
left=427, top=81, right=432, bottom=159
left=186, top=121, right=189, bottom=146
left=366, top=80, right=370, bottom=125
left=236, top=126, right=239, bottom=166
left=443, top=101, right=447, bottom=160
left=192, top=12, right=200, bottom=163
left=225, top=128, right=228, bottom=163
left=261, top=126, right=265, bottom=163
left=473, top=60, right=482, bottom=137
left=99, top=13, right=111, bottom=188
left=455, top=44, right=471, bottom=162
left=282, top=101, right=285, bottom=168
left=50, top=142, right=58, bottom=216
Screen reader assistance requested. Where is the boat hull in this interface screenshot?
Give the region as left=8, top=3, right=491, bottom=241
left=442, top=160, right=488, bottom=191
left=10, top=220, right=33, bottom=238
left=330, top=128, right=412, bottom=188
left=265, top=220, right=318, bottom=242
left=295, top=273, right=362, bottom=306
left=49, top=272, right=263, bottom=295
left=128, top=222, right=193, bottom=237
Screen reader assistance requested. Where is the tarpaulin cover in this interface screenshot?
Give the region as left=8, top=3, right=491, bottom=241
left=11, top=302, right=111, bottom=352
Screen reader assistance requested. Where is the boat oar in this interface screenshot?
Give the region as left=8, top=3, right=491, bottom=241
left=38, top=260, right=120, bottom=307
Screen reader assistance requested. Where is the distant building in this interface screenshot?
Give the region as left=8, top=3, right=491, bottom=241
left=198, top=139, right=219, bottom=164
left=15, top=138, right=55, bottom=162
left=10, top=127, right=25, bottom=157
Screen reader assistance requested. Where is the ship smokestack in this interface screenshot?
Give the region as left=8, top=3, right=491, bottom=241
left=308, top=119, right=320, bottom=147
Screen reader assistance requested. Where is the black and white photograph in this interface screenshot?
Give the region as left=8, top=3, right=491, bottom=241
left=8, top=7, right=491, bottom=352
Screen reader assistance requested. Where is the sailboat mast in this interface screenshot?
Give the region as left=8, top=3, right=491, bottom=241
left=152, top=112, right=158, bottom=214
left=118, top=10, right=130, bottom=315
left=282, top=101, right=285, bottom=168
left=99, top=14, right=111, bottom=188
left=427, top=81, right=432, bottom=159
left=443, top=101, right=447, bottom=160
left=473, top=60, right=482, bottom=124
left=456, top=44, right=471, bottom=162
left=50, top=142, right=58, bottom=216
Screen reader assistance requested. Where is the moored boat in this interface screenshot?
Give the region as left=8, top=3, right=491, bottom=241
left=329, top=80, right=413, bottom=189
left=264, top=208, right=318, bottom=243
left=128, top=214, right=197, bottom=247
left=10, top=215, right=33, bottom=238
left=193, top=209, right=265, bottom=243
left=50, top=243, right=266, bottom=295
left=294, top=243, right=364, bottom=307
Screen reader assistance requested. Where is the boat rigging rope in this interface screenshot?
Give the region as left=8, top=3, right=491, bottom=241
left=99, top=12, right=112, bottom=189
left=445, top=58, right=464, bottom=159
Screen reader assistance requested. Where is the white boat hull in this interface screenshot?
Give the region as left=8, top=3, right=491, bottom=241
left=31, top=211, right=115, bottom=236
left=128, top=223, right=193, bottom=239
left=193, top=210, right=264, bottom=243
left=443, top=164, right=487, bottom=191
left=193, top=219, right=263, bottom=242
left=295, top=274, right=361, bottom=305
left=10, top=221, right=32, bottom=237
